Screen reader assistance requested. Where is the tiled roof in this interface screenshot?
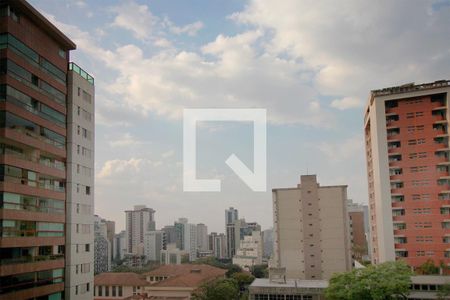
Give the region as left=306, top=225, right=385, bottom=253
left=94, top=272, right=151, bottom=286
left=144, top=264, right=226, bottom=288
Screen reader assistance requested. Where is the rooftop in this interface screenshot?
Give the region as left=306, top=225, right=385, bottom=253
left=69, top=62, right=94, bottom=85
left=94, top=272, right=150, bottom=287
left=371, top=80, right=449, bottom=97
left=144, top=264, right=226, bottom=288
left=4, top=0, right=76, bottom=50
left=250, top=278, right=329, bottom=289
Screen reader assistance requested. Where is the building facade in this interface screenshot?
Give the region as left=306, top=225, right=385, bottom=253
left=226, top=218, right=261, bottom=259
left=93, top=215, right=111, bottom=275
left=160, top=243, right=189, bottom=265
left=364, top=80, right=450, bottom=268
left=347, top=200, right=369, bottom=261
left=273, top=175, right=352, bottom=280
left=113, top=230, right=126, bottom=261
left=232, top=230, right=263, bottom=270
left=196, top=223, right=208, bottom=252
left=0, top=1, right=95, bottom=299
left=143, top=230, right=165, bottom=262
left=125, top=205, right=155, bottom=255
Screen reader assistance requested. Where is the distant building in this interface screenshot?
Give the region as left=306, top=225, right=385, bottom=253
left=94, top=215, right=112, bottom=274
left=174, top=218, right=197, bottom=261
left=161, top=225, right=177, bottom=245
left=225, top=207, right=239, bottom=257
left=105, top=220, right=115, bottom=262
left=123, top=253, right=146, bottom=268
left=347, top=199, right=369, bottom=261
left=273, top=175, right=352, bottom=279
left=262, top=228, right=274, bottom=258
left=143, top=264, right=226, bottom=299
left=125, top=205, right=156, bottom=254
left=364, top=80, right=450, bottom=268
left=209, top=232, right=227, bottom=259
left=196, top=223, right=208, bottom=251
left=94, top=272, right=150, bottom=299
left=233, top=231, right=263, bottom=270
left=227, top=218, right=261, bottom=258
left=160, top=243, right=189, bottom=265
left=114, top=230, right=127, bottom=260
left=143, top=230, right=166, bottom=262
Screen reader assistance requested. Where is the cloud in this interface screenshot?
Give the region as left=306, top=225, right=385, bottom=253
left=109, top=133, right=146, bottom=148
left=330, top=97, right=362, bottom=110
left=232, top=0, right=450, bottom=100
left=165, top=18, right=204, bottom=36
left=110, top=0, right=156, bottom=40
left=316, top=135, right=364, bottom=163
left=97, top=158, right=161, bottom=179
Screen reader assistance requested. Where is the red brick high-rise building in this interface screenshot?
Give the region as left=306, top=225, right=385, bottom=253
left=364, top=80, right=450, bottom=269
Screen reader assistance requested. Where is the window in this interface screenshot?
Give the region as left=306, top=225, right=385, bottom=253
left=85, top=244, right=90, bottom=252
left=76, top=224, right=79, bottom=233
left=98, top=286, right=102, bottom=297
left=86, top=186, right=91, bottom=195
left=105, top=286, right=109, bottom=297
left=118, top=286, right=123, bottom=297
left=75, top=285, right=78, bottom=295
left=58, top=49, right=66, bottom=58
left=112, top=286, right=116, bottom=297
left=76, top=203, right=80, bottom=214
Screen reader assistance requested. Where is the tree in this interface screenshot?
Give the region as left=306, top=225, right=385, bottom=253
left=231, top=272, right=255, bottom=290
left=226, top=264, right=243, bottom=278
left=417, top=259, right=439, bottom=275
left=325, top=261, right=412, bottom=300
left=251, top=264, right=268, bottom=278
left=193, top=278, right=240, bottom=300
left=437, top=283, right=450, bottom=300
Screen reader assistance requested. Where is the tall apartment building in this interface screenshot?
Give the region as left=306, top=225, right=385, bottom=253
left=196, top=223, right=208, bottom=251
left=0, top=1, right=95, bottom=299
left=93, top=215, right=111, bottom=275
left=161, top=225, right=177, bottom=245
left=208, top=232, right=227, bottom=259
left=225, top=207, right=238, bottom=225
left=143, top=230, right=166, bottom=262
left=125, top=205, right=155, bottom=254
left=364, top=80, right=450, bottom=268
left=113, top=230, right=126, bottom=261
left=262, top=228, right=274, bottom=258
left=272, top=175, right=351, bottom=280
left=105, top=220, right=115, bottom=263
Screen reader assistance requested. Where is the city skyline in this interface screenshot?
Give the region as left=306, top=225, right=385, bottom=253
left=27, top=0, right=450, bottom=233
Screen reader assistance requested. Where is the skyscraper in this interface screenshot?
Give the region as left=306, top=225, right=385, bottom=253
left=0, top=1, right=95, bottom=299
left=225, top=207, right=239, bottom=226
left=273, top=175, right=351, bottom=279
left=143, top=230, right=166, bottom=262
left=196, top=223, right=208, bottom=251
left=125, top=205, right=156, bottom=254
left=93, top=215, right=111, bottom=274
left=364, top=80, right=450, bottom=268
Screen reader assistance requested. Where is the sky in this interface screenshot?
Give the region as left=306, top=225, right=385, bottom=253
left=30, top=0, right=450, bottom=233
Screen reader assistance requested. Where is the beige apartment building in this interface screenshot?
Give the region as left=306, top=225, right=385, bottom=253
left=272, top=175, right=352, bottom=280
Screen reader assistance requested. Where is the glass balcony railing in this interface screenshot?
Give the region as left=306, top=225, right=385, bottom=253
left=69, top=62, right=94, bottom=85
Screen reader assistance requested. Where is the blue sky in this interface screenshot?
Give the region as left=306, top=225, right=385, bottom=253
left=30, top=0, right=450, bottom=233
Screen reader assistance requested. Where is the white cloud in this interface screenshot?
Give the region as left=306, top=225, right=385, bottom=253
left=316, top=135, right=364, bottom=163
left=97, top=158, right=161, bottom=179
left=232, top=0, right=450, bottom=100
left=110, top=0, right=156, bottom=40
left=167, top=20, right=204, bottom=36
left=330, top=97, right=362, bottom=110
left=108, top=133, right=145, bottom=148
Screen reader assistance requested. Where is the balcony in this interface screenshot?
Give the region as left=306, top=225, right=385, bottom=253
left=0, top=255, right=64, bottom=276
